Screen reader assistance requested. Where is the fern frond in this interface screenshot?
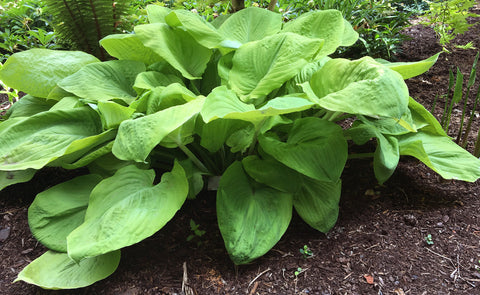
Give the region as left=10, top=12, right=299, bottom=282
left=44, top=0, right=131, bottom=59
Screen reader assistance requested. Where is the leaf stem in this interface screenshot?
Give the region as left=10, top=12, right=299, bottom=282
left=178, top=144, right=209, bottom=174
left=323, top=111, right=342, bottom=121
left=348, top=152, right=374, bottom=159
left=248, top=118, right=267, bottom=155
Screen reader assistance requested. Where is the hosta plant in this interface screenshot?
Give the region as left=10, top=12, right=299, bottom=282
left=1, top=6, right=480, bottom=289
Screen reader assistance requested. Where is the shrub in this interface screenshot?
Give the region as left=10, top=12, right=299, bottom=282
left=0, top=0, right=59, bottom=62
left=1, top=6, right=479, bottom=289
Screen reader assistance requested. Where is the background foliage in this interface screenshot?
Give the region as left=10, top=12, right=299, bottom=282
left=0, top=0, right=433, bottom=63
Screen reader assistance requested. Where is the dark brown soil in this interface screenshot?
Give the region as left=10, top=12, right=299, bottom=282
left=2, top=12, right=480, bottom=295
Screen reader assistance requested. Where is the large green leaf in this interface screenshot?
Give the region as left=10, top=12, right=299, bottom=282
left=28, top=174, right=103, bottom=252
left=201, top=86, right=314, bottom=124
left=242, top=155, right=302, bottom=193
left=144, top=83, right=197, bottom=113
left=243, top=155, right=342, bottom=233
left=398, top=131, right=480, bottom=182
left=135, top=23, right=212, bottom=79
left=100, top=34, right=162, bottom=65
left=133, top=71, right=184, bottom=92
left=165, top=10, right=224, bottom=49
left=58, top=60, right=145, bottom=104
left=6, top=95, right=56, bottom=119
left=283, top=10, right=357, bottom=57
left=15, top=250, right=120, bottom=290
left=146, top=5, right=171, bottom=23
left=258, top=117, right=347, bottom=182
left=217, top=161, right=292, bottom=264
left=199, top=119, right=252, bottom=153
left=113, top=97, right=204, bottom=162
left=229, top=33, right=323, bottom=103
left=67, top=163, right=188, bottom=261
left=294, top=177, right=341, bottom=232
left=285, top=57, right=331, bottom=93
left=217, top=7, right=282, bottom=48
left=0, top=107, right=103, bottom=170
left=340, top=20, right=359, bottom=47
left=305, top=57, right=409, bottom=119
left=0, top=169, right=36, bottom=190
left=62, top=141, right=115, bottom=170
left=0, top=49, right=99, bottom=98
left=377, top=53, right=441, bottom=80
left=97, top=101, right=135, bottom=129
left=50, top=96, right=82, bottom=111
left=408, top=97, right=447, bottom=136
left=347, top=123, right=400, bottom=184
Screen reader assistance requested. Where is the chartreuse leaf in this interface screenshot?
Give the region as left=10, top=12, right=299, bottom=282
left=0, top=49, right=99, bottom=98
left=28, top=174, right=103, bottom=252
left=258, top=117, right=347, bottom=182
left=67, top=163, right=188, bottom=261
left=283, top=10, right=357, bottom=57
left=356, top=109, right=416, bottom=136
left=217, top=161, right=292, bottom=264
left=178, top=159, right=204, bottom=199
left=133, top=71, right=184, bottom=92
left=199, top=119, right=252, bottom=153
left=201, top=86, right=254, bottom=121
left=100, top=34, right=162, bottom=65
left=87, top=152, right=145, bottom=178
left=377, top=52, right=441, bottom=80
left=97, top=101, right=135, bottom=129
left=135, top=23, right=212, bottom=80
left=62, top=141, right=115, bottom=170
left=242, top=155, right=302, bottom=193
left=218, top=7, right=282, bottom=48
left=201, top=86, right=314, bottom=124
left=229, top=33, right=323, bottom=103
left=146, top=5, right=171, bottom=23
left=0, top=107, right=103, bottom=171
left=0, top=169, right=36, bottom=190
left=285, top=57, right=331, bottom=93
left=15, top=250, right=120, bottom=290
left=242, top=155, right=341, bottom=232
left=165, top=10, right=224, bottom=49
left=305, top=57, right=409, bottom=119
left=113, top=97, right=205, bottom=162
left=50, top=96, right=81, bottom=111
left=47, top=129, right=117, bottom=169
left=408, top=97, right=446, bottom=136
left=161, top=116, right=197, bottom=148
left=340, top=20, right=358, bottom=47
left=145, top=83, right=197, bottom=113
left=6, top=95, right=56, bottom=119
left=294, top=177, right=341, bottom=232
left=58, top=60, right=145, bottom=104
left=398, top=131, right=480, bottom=182
left=346, top=123, right=400, bottom=184
left=396, top=98, right=480, bottom=182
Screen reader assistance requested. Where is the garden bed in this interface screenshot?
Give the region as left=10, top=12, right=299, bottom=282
left=1, top=12, right=480, bottom=295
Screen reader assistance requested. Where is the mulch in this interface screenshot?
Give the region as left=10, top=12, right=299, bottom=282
left=1, top=10, right=480, bottom=295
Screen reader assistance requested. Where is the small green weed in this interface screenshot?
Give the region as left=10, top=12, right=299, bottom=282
left=186, top=219, right=206, bottom=243
left=294, top=267, right=302, bottom=277
left=299, top=245, right=313, bottom=259
left=425, top=234, right=434, bottom=245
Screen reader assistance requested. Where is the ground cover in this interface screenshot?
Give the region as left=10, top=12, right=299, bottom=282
left=1, top=7, right=480, bottom=295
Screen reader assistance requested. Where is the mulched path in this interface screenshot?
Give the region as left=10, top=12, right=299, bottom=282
left=1, top=10, right=480, bottom=295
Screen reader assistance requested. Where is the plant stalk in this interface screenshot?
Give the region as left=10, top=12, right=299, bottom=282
left=178, top=144, right=209, bottom=174
left=348, top=152, right=374, bottom=159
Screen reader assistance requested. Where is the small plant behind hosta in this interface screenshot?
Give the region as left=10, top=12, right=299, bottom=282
left=1, top=6, right=480, bottom=290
